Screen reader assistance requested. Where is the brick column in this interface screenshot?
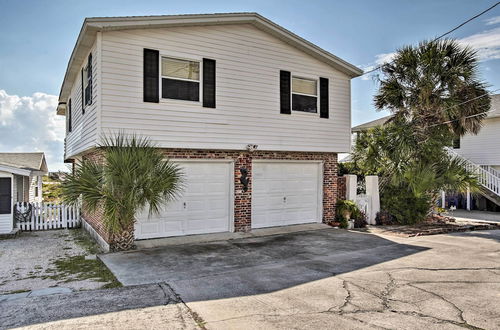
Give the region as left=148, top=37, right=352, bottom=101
left=234, top=152, right=252, bottom=232
left=322, top=154, right=338, bottom=224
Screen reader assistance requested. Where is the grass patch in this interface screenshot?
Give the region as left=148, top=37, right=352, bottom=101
left=52, top=255, right=122, bottom=289
left=69, top=229, right=102, bottom=255
left=6, top=289, right=30, bottom=294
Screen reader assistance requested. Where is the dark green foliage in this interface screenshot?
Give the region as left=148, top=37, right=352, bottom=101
left=338, top=217, right=348, bottom=229
left=380, top=185, right=430, bottom=225
left=336, top=200, right=361, bottom=220
left=353, top=40, right=488, bottom=224
left=61, top=133, right=183, bottom=234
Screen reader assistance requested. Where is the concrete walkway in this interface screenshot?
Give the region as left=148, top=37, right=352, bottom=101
left=0, top=284, right=198, bottom=329
left=100, top=228, right=500, bottom=329
left=451, top=209, right=500, bottom=223
left=0, top=287, right=72, bottom=302
left=4, top=228, right=500, bottom=329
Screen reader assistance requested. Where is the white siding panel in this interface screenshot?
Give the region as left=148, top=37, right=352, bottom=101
left=100, top=24, right=352, bottom=153
left=456, top=117, right=500, bottom=166
left=65, top=36, right=101, bottom=158
left=0, top=171, right=13, bottom=234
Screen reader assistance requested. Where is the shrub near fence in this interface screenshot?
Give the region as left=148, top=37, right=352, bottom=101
left=15, top=202, right=81, bottom=231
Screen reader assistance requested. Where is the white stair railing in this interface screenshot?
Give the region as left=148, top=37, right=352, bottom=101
left=482, top=165, right=500, bottom=178
left=447, top=148, right=500, bottom=197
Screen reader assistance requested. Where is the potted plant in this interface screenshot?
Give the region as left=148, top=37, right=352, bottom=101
left=336, top=200, right=361, bottom=229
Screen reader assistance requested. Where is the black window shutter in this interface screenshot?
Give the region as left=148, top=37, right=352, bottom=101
left=0, top=178, right=11, bottom=215
left=81, top=69, right=84, bottom=111
left=280, top=70, right=291, bottom=114
left=68, top=99, right=72, bottom=133
left=143, top=48, right=159, bottom=103
left=203, top=58, right=216, bottom=108
left=86, top=53, right=92, bottom=107
left=319, top=77, right=329, bottom=119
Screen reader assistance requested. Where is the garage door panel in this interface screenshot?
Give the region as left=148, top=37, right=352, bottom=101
left=252, top=162, right=321, bottom=229
left=135, top=161, right=232, bottom=239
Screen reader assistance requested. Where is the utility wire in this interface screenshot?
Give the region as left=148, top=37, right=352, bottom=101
left=414, top=88, right=500, bottom=121
left=359, top=2, right=500, bottom=77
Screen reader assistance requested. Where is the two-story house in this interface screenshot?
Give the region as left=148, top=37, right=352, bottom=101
left=56, top=13, right=362, bottom=250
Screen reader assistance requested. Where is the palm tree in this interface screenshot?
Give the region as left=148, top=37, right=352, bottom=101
left=375, top=39, right=491, bottom=140
left=352, top=40, right=490, bottom=223
left=61, top=134, right=182, bottom=250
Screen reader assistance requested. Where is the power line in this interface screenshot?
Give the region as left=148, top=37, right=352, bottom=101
left=432, top=2, right=500, bottom=41
left=418, top=88, right=500, bottom=121
left=359, top=2, right=500, bottom=77
left=427, top=89, right=500, bottom=127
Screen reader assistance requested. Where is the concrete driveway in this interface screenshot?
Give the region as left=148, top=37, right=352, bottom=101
left=99, top=228, right=500, bottom=329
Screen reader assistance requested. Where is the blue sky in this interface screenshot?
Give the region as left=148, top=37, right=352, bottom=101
left=1, top=0, right=500, bottom=171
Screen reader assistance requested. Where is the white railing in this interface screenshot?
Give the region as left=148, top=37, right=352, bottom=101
left=447, top=148, right=500, bottom=197
left=15, top=202, right=81, bottom=231
left=482, top=165, right=500, bottom=178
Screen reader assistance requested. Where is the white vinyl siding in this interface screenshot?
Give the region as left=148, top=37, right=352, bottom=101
left=27, top=176, right=42, bottom=203
left=456, top=117, right=500, bottom=166
left=0, top=171, right=13, bottom=234
left=99, top=24, right=351, bottom=153
left=65, top=36, right=101, bottom=159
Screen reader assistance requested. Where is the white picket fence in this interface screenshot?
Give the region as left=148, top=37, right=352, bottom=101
left=15, top=202, right=81, bottom=231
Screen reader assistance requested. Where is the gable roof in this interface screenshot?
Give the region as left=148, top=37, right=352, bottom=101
left=56, top=12, right=363, bottom=114
left=0, top=153, right=48, bottom=173
left=353, top=94, right=500, bottom=132
left=352, top=115, right=393, bottom=132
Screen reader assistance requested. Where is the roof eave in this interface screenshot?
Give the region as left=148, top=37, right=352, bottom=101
left=0, top=164, right=43, bottom=177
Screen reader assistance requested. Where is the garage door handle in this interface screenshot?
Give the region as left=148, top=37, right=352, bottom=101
left=283, top=196, right=287, bottom=203
left=183, top=202, right=187, bottom=209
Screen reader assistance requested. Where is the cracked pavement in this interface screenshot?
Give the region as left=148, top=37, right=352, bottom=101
left=103, top=228, right=500, bottom=329
left=184, top=230, right=500, bottom=329
left=3, top=228, right=499, bottom=329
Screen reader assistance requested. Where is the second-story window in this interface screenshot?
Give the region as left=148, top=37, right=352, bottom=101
left=68, top=99, right=72, bottom=133
left=292, top=76, right=318, bottom=113
left=82, top=53, right=92, bottom=112
left=161, top=57, right=200, bottom=102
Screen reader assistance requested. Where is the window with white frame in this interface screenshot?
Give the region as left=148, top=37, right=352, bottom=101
left=292, top=76, right=318, bottom=113
left=161, top=57, right=200, bottom=101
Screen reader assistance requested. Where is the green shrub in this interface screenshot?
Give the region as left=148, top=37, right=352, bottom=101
left=338, top=217, right=349, bottom=229
left=336, top=200, right=361, bottom=220
left=381, top=185, right=430, bottom=225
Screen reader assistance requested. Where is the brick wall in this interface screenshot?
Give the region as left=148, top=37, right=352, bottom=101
left=337, top=176, right=347, bottom=200
left=81, top=151, right=110, bottom=243
left=80, top=148, right=338, bottom=246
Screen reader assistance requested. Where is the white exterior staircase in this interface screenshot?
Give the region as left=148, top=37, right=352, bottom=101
left=447, top=148, right=500, bottom=206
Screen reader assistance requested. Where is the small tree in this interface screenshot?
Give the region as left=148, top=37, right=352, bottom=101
left=352, top=40, right=489, bottom=224
left=61, top=134, right=182, bottom=250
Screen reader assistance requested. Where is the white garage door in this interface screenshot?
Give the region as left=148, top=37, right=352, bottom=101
left=252, top=161, right=322, bottom=229
left=135, top=161, right=232, bottom=240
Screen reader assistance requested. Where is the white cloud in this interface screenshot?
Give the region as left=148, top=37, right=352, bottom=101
left=0, top=89, right=66, bottom=171
left=374, top=52, right=396, bottom=66
left=485, top=16, right=500, bottom=25
left=458, top=27, right=500, bottom=61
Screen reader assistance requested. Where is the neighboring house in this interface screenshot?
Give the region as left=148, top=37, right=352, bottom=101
left=0, top=153, right=48, bottom=234
left=55, top=13, right=362, bottom=248
left=351, top=94, right=500, bottom=211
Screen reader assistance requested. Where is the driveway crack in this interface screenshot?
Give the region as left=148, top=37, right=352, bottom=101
left=160, top=282, right=207, bottom=329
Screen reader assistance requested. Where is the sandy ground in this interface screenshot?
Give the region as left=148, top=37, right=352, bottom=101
left=0, top=229, right=115, bottom=294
